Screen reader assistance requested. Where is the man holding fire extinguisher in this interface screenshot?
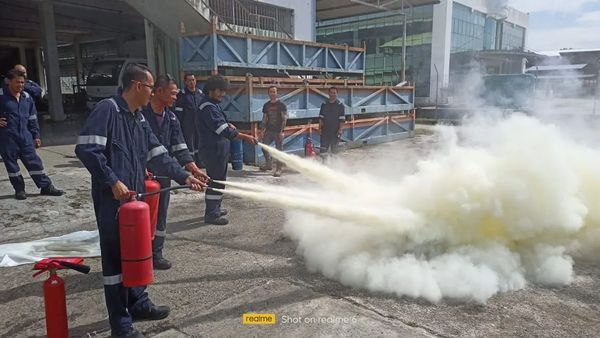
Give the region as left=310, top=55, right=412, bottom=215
left=75, top=64, right=208, bottom=338
left=196, top=75, right=258, bottom=225
left=142, top=74, right=204, bottom=271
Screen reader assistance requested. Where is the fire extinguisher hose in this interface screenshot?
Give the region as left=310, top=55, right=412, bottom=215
left=135, top=183, right=219, bottom=199
left=58, top=261, right=91, bottom=274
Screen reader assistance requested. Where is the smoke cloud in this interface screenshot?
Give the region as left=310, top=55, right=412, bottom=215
left=217, top=114, right=600, bottom=304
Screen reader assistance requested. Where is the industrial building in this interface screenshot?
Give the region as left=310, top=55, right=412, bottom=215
left=316, top=0, right=529, bottom=104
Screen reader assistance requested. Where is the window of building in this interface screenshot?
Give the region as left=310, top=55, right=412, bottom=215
left=316, top=5, right=434, bottom=97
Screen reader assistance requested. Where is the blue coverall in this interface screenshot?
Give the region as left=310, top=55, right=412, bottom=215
left=196, top=97, right=238, bottom=221
left=24, top=79, right=43, bottom=99
left=174, top=87, right=204, bottom=164
left=75, top=96, right=191, bottom=335
left=0, top=87, right=52, bottom=192
left=141, top=105, right=194, bottom=259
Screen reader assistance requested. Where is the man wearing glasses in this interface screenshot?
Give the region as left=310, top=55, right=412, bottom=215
left=76, top=64, right=207, bottom=338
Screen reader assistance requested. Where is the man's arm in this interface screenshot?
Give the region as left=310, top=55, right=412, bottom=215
left=173, top=92, right=184, bottom=120
left=280, top=102, right=288, bottom=132
left=318, top=103, right=325, bottom=133
left=75, top=100, right=120, bottom=189
left=337, top=103, right=345, bottom=136
left=168, top=114, right=194, bottom=166
left=24, top=80, right=43, bottom=98
left=260, top=103, right=269, bottom=136
left=26, top=95, right=41, bottom=144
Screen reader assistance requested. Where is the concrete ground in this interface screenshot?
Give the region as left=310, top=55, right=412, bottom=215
left=1, top=132, right=600, bottom=338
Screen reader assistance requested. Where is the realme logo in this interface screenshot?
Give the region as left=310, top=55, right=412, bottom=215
left=242, top=313, right=276, bottom=325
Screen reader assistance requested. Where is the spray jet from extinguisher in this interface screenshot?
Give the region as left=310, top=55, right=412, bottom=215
left=33, top=258, right=90, bottom=338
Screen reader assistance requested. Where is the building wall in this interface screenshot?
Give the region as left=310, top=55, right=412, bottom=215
left=316, top=0, right=528, bottom=104
left=429, top=0, right=529, bottom=104
left=317, top=6, right=435, bottom=97
left=258, top=0, right=315, bottom=41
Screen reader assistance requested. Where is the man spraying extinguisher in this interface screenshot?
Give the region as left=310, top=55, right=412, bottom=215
left=75, top=64, right=208, bottom=338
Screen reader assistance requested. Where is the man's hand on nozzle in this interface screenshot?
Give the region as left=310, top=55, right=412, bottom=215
left=111, top=181, right=130, bottom=200
left=185, top=162, right=209, bottom=183
left=240, top=133, right=258, bottom=145
left=0, top=117, right=7, bottom=128
left=34, top=138, right=42, bottom=149
left=185, top=176, right=207, bottom=192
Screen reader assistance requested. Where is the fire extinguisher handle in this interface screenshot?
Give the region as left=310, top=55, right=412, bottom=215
left=58, top=261, right=91, bottom=274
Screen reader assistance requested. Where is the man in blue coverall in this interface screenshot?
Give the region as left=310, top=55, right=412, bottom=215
left=174, top=74, right=204, bottom=165
left=14, top=64, right=43, bottom=99
left=197, top=75, right=257, bottom=225
left=75, top=64, right=207, bottom=338
left=0, top=69, right=64, bottom=200
left=142, top=74, right=205, bottom=270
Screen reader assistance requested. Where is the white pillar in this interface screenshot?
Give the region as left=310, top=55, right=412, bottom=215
left=430, top=0, right=453, bottom=104
left=38, top=0, right=66, bottom=121
left=145, top=19, right=157, bottom=75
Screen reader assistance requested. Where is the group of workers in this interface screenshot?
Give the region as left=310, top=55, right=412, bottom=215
left=2, top=60, right=347, bottom=337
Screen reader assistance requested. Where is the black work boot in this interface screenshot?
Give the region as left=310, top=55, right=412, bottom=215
left=15, top=191, right=27, bottom=200
left=259, top=161, right=272, bottom=171
left=153, top=257, right=172, bottom=270
left=40, top=185, right=65, bottom=196
left=131, top=304, right=170, bottom=322
left=205, top=216, right=229, bottom=225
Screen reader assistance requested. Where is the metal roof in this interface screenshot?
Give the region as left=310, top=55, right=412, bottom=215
left=317, top=0, right=440, bottom=21
left=559, top=48, right=600, bottom=54
left=525, top=64, right=588, bottom=72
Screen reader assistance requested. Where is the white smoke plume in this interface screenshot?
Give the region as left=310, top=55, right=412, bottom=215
left=217, top=115, right=600, bottom=304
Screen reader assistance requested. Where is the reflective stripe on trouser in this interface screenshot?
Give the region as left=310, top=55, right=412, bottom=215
left=261, top=131, right=284, bottom=170
left=152, top=177, right=171, bottom=258
left=92, top=189, right=150, bottom=335
left=0, top=137, right=51, bottom=191
left=203, top=143, right=229, bottom=220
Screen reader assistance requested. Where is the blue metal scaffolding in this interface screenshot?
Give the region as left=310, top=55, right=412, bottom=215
left=181, top=29, right=415, bottom=165
left=181, top=31, right=365, bottom=75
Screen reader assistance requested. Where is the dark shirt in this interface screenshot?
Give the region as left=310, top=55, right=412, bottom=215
left=319, top=100, right=345, bottom=134
left=261, top=100, right=287, bottom=133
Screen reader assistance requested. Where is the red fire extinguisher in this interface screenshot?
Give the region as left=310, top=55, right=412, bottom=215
left=144, top=175, right=161, bottom=240
left=119, top=194, right=154, bottom=287
left=305, top=137, right=317, bottom=158
left=118, top=184, right=193, bottom=287
left=33, top=258, right=90, bottom=338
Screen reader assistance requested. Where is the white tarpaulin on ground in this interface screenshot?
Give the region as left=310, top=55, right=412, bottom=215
left=0, top=230, right=100, bottom=267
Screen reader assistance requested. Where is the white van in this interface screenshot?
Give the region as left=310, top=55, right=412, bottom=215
left=85, top=58, right=146, bottom=111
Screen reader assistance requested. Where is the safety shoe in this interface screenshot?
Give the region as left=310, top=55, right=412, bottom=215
left=111, top=329, right=145, bottom=338
left=220, top=209, right=228, bottom=216
left=205, top=216, right=229, bottom=225
left=153, top=257, right=172, bottom=270
left=273, top=169, right=282, bottom=177
left=40, top=185, right=65, bottom=196
left=131, top=304, right=170, bottom=322
left=15, top=191, right=27, bottom=200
